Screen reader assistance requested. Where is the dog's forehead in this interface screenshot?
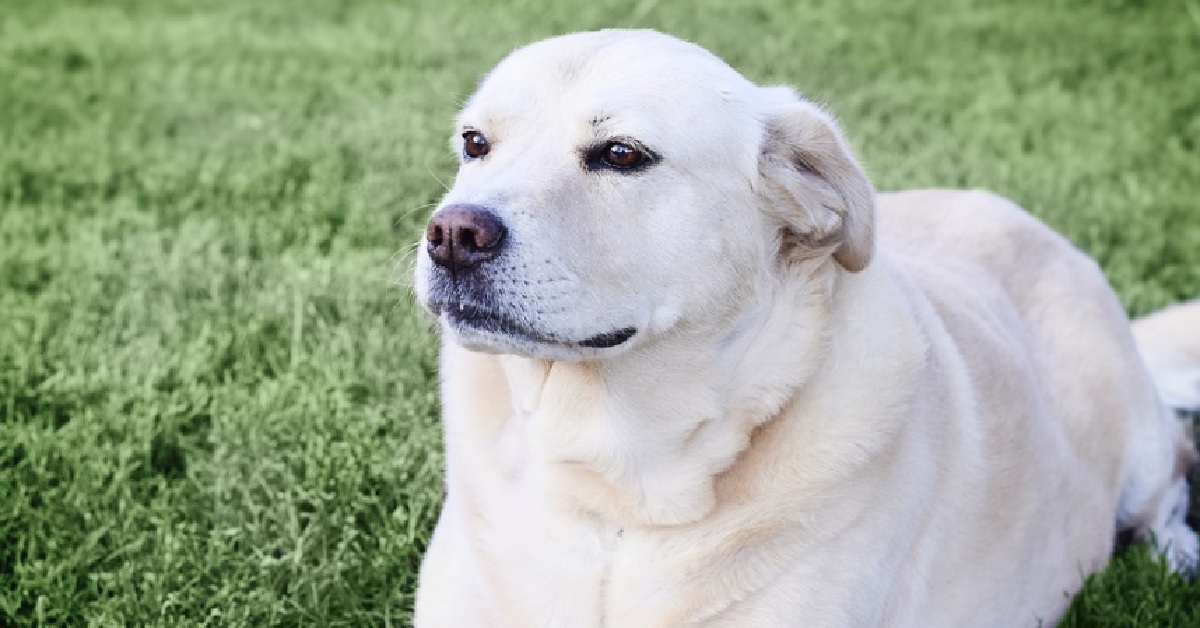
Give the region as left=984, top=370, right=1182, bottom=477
left=461, top=30, right=760, bottom=137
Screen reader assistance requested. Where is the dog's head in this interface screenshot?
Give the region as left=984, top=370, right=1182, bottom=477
left=414, top=30, right=874, bottom=361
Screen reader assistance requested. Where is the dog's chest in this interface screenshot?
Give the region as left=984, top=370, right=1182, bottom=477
left=464, top=485, right=888, bottom=628
left=471, top=497, right=708, bottom=627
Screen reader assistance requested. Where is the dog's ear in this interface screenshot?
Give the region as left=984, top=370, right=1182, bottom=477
left=758, top=89, right=875, bottom=272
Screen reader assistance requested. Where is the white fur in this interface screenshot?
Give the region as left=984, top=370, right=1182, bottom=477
left=1134, top=300, right=1200, bottom=411
left=412, top=30, right=1198, bottom=627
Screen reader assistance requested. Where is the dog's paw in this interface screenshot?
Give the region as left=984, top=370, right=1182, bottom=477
left=1150, top=477, right=1200, bottom=578
left=1159, top=526, right=1199, bottom=578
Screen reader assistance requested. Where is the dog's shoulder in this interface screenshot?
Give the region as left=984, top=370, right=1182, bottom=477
left=876, top=189, right=1105, bottom=296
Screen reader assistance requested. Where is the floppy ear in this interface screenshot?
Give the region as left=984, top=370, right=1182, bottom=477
left=758, top=89, right=875, bottom=272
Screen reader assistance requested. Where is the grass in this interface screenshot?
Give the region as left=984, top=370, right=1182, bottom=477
left=0, top=0, right=1198, bottom=625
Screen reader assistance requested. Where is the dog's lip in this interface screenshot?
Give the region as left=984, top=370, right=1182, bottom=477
left=434, top=301, right=637, bottom=349
left=578, top=327, right=637, bottom=349
left=443, top=302, right=557, bottom=344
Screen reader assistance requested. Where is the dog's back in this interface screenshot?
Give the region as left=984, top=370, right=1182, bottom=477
left=878, top=189, right=1198, bottom=578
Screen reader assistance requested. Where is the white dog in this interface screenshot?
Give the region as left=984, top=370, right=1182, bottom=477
left=412, top=29, right=1200, bottom=627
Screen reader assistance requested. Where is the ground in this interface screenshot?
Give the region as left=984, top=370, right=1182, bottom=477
left=1, top=0, right=1199, bottom=625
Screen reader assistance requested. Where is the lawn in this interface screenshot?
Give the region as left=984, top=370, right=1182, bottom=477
left=1, top=0, right=1198, bottom=625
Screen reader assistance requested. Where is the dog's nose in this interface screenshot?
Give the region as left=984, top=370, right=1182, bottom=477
left=425, top=204, right=507, bottom=271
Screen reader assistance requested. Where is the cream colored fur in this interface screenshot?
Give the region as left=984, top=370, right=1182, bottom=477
left=1134, top=300, right=1200, bottom=411
left=412, top=30, right=1199, bottom=627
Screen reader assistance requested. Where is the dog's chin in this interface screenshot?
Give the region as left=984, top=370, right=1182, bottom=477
left=439, top=308, right=638, bottom=362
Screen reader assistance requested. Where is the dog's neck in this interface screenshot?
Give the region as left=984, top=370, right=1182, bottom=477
left=493, top=260, right=838, bottom=526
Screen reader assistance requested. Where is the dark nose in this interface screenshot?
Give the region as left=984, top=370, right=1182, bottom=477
left=425, top=204, right=507, bottom=271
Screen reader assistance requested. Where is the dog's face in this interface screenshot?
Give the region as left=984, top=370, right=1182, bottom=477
left=415, top=30, right=875, bottom=361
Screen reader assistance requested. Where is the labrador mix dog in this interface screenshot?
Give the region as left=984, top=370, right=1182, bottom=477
left=411, top=29, right=1200, bottom=627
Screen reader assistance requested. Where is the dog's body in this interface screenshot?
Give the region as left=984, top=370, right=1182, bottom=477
left=413, top=30, right=1199, bottom=627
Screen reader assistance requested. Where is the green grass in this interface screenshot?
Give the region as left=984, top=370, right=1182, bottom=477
left=1, top=0, right=1198, bottom=625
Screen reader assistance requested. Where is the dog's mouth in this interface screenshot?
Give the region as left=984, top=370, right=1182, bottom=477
left=436, top=301, right=637, bottom=350
left=577, top=327, right=637, bottom=349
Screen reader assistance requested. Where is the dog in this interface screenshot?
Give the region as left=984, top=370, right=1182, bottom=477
left=411, top=29, right=1200, bottom=627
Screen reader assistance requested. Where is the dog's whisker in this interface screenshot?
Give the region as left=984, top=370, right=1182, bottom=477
left=425, top=166, right=451, bottom=194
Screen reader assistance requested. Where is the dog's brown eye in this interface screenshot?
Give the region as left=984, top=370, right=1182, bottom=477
left=584, top=139, right=658, bottom=173
left=462, top=130, right=490, bottom=159
left=602, top=142, right=645, bottom=169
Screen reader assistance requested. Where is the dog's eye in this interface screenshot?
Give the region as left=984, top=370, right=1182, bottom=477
left=601, top=142, right=646, bottom=169
left=462, top=130, right=490, bottom=159
left=584, top=139, right=658, bottom=173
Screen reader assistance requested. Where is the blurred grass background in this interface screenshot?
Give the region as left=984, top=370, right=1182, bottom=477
left=1, top=0, right=1198, bottom=625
